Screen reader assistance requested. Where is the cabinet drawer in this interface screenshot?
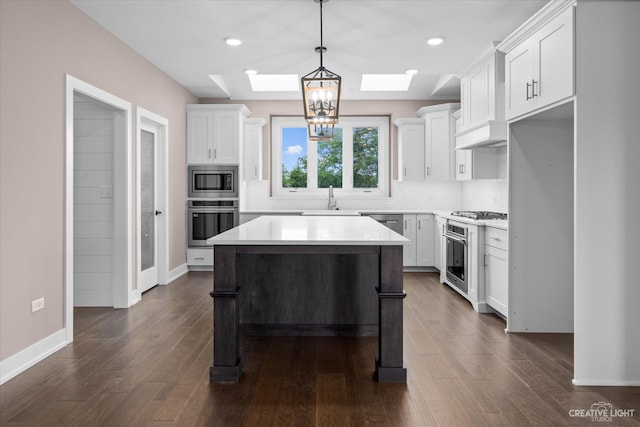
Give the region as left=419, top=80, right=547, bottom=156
left=485, top=227, right=507, bottom=250
left=187, top=248, right=214, bottom=265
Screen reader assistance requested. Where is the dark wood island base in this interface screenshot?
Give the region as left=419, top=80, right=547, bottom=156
left=209, top=243, right=407, bottom=384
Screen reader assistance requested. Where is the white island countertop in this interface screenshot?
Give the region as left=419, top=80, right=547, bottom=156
left=208, top=215, right=410, bottom=246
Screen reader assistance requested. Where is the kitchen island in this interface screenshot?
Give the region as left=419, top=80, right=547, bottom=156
left=208, top=215, right=409, bottom=383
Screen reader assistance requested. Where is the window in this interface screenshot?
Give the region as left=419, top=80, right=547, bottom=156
left=272, top=116, right=389, bottom=197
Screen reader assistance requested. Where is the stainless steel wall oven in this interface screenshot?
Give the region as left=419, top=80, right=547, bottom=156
left=445, top=222, right=468, bottom=293
left=188, top=200, right=239, bottom=247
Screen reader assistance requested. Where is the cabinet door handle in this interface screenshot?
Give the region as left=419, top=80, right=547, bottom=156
left=526, top=82, right=532, bottom=100
left=491, top=237, right=501, bottom=241
left=214, top=149, right=217, bottom=158
left=426, top=166, right=430, bottom=176
left=404, top=219, right=407, bottom=229
left=208, top=149, right=212, bottom=158
left=531, top=79, right=538, bottom=98
left=403, top=167, right=407, bottom=177
left=418, top=220, right=421, bottom=230
left=255, top=166, right=258, bottom=177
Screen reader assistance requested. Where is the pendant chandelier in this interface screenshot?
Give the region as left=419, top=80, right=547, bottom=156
left=301, top=0, right=341, bottom=140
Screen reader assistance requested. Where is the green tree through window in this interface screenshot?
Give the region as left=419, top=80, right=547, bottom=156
left=353, top=127, right=379, bottom=188
left=317, top=129, right=343, bottom=188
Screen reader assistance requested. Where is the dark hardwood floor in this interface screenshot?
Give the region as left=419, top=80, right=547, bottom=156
left=1, top=272, right=638, bottom=426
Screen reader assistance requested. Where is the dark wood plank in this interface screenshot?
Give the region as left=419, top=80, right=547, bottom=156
left=1, top=271, right=639, bottom=426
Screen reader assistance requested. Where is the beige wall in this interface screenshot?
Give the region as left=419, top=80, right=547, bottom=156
left=0, top=0, right=196, bottom=360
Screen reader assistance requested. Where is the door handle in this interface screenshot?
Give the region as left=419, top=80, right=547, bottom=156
left=155, top=210, right=162, bottom=216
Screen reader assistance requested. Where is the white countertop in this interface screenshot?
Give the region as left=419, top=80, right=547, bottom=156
left=209, top=215, right=410, bottom=246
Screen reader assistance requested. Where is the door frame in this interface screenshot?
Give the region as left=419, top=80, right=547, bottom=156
left=65, top=75, right=134, bottom=343
left=136, top=107, right=169, bottom=295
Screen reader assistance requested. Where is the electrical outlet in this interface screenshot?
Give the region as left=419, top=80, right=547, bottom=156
left=31, top=298, right=44, bottom=313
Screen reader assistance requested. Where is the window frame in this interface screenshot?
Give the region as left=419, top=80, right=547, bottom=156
left=271, top=115, right=390, bottom=198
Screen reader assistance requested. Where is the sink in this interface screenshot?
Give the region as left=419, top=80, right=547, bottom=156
left=300, top=210, right=361, bottom=216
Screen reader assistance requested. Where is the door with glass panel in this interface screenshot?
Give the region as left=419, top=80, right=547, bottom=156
left=139, top=123, right=160, bottom=292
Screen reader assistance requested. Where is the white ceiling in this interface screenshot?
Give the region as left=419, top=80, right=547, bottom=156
left=69, top=0, right=548, bottom=101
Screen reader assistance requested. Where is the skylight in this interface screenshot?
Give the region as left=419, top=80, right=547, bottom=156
left=248, top=74, right=300, bottom=92
left=360, top=74, right=413, bottom=92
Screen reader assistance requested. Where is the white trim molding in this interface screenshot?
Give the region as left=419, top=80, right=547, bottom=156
left=65, top=75, right=134, bottom=344
left=168, top=264, right=189, bottom=283
left=0, top=330, right=67, bottom=385
left=136, top=107, right=170, bottom=293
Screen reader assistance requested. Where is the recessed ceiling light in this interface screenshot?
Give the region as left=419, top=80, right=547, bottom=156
left=248, top=74, right=299, bottom=92
left=224, top=37, right=243, bottom=47
left=426, top=36, right=445, bottom=46
left=244, top=69, right=258, bottom=75
left=405, top=69, right=419, bottom=75
left=360, top=74, right=413, bottom=92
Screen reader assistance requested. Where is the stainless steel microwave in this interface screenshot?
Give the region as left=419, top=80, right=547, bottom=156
left=188, top=165, right=238, bottom=198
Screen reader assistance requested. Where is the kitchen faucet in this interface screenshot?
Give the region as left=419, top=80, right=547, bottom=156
left=328, top=185, right=337, bottom=210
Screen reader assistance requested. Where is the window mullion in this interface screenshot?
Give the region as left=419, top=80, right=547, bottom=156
left=342, top=126, right=354, bottom=191
left=308, top=139, right=318, bottom=190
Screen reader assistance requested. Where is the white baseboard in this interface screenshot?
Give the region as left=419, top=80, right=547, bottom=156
left=167, top=263, right=188, bottom=283
left=573, top=378, right=640, bottom=386
left=0, top=329, right=68, bottom=385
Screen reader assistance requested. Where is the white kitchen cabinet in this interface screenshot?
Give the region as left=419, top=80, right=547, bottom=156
left=503, top=6, right=574, bottom=120
left=434, top=215, right=446, bottom=273
left=187, top=247, right=213, bottom=267
left=417, top=103, right=459, bottom=181
left=395, top=118, right=425, bottom=181
left=416, top=214, right=434, bottom=266
left=402, top=215, right=417, bottom=266
left=484, top=227, right=508, bottom=316
left=455, top=148, right=499, bottom=181
left=186, top=104, right=250, bottom=164
left=460, top=52, right=505, bottom=131
left=403, top=214, right=435, bottom=267
left=243, top=118, right=267, bottom=181
left=456, top=51, right=507, bottom=149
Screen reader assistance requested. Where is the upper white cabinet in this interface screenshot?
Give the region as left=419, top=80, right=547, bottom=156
left=395, top=118, right=425, bottom=181
left=417, top=103, right=459, bottom=181
left=456, top=51, right=507, bottom=149
left=453, top=109, right=499, bottom=181
left=456, top=149, right=499, bottom=181
left=500, top=4, right=575, bottom=120
left=186, top=104, right=250, bottom=164
left=243, top=118, right=267, bottom=181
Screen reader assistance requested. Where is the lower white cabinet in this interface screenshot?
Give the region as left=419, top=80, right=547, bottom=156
left=434, top=215, right=446, bottom=271
left=402, top=215, right=417, bottom=266
left=403, top=214, right=435, bottom=267
left=484, top=227, right=508, bottom=316
left=187, top=248, right=213, bottom=266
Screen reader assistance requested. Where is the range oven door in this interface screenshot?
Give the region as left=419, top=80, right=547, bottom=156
left=445, top=231, right=468, bottom=293
left=188, top=208, right=238, bottom=247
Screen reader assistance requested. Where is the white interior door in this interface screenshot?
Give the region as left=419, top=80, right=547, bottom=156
left=139, top=122, right=160, bottom=292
